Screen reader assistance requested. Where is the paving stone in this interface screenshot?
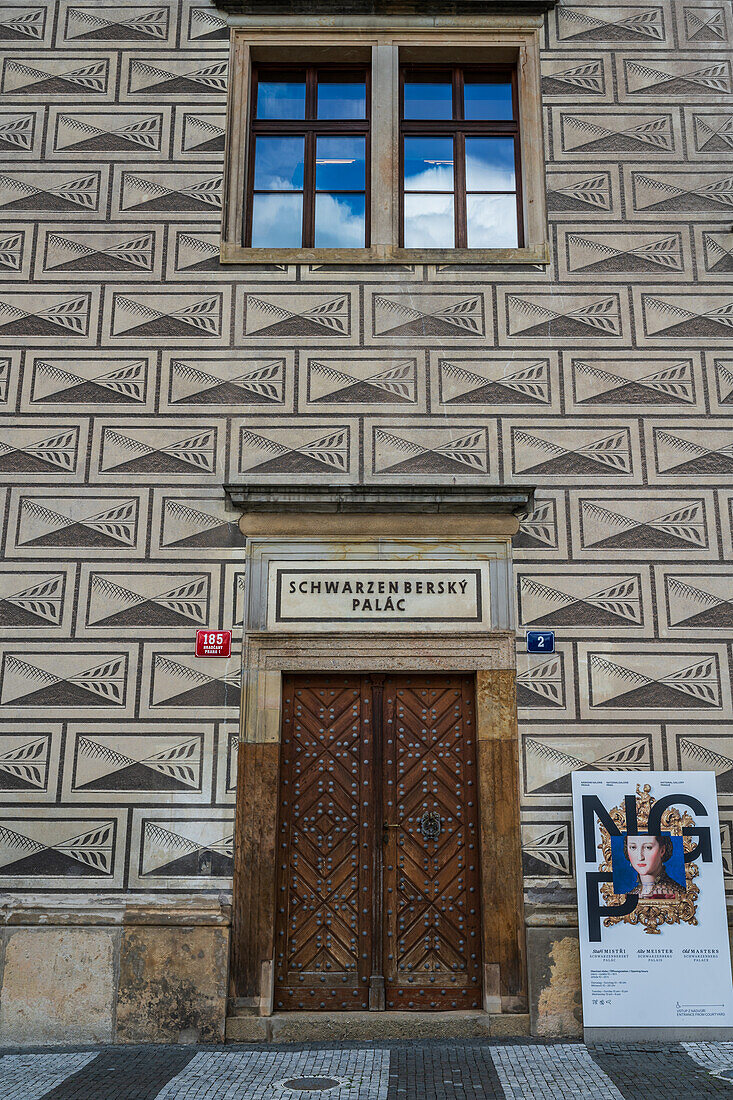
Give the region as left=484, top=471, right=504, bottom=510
left=491, top=1044, right=624, bottom=1100
left=0, top=1040, right=732, bottom=1099
left=385, top=1042, right=506, bottom=1100
left=41, top=1048, right=197, bottom=1100
left=681, top=1042, right=733, bottom=1085
left=155, top=1049, right=390, bottom=1100
left=592, top=1043, right=733, bottom=1098
left=0, top=1053, right=96, bottom=1100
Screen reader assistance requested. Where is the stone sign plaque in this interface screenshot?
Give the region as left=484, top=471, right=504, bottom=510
left=267, top=559, right=491, bottom=632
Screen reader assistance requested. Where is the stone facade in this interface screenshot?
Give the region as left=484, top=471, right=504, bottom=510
left=0, top=0, right=732, bottom=1042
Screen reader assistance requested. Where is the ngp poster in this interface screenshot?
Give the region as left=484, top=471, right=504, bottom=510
left=572, top=770, right=733, bottom=1030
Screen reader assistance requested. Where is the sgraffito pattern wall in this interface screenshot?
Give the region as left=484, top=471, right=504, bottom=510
left=0, top=0, right=240, bottom=895
left=0, top=0, right=732, bottom=913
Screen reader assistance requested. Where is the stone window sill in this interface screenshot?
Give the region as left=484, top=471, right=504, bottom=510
left=219, top=243, right=549, bottom=265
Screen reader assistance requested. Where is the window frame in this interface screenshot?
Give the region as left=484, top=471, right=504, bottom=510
left=399, top=64, right=523, bottom=249
left=245, top=63, right=371, bottom=249
left=221, top=24, right=549, bottom=265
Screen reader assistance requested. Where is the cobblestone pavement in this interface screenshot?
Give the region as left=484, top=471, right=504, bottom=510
left=0, top=1040, right=732, bottom=1100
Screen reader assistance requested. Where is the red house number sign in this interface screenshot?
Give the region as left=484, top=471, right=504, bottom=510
left=195, top=629, right=231, bottom=658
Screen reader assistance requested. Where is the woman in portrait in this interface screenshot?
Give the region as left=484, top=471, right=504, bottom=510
left=623, top=834, right=686, bottom=900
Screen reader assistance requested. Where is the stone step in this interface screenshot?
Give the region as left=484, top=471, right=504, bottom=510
left=225, top=1011, right=530, bottom=1043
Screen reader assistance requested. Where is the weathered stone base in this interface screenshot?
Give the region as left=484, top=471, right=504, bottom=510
left=0, top=895, right=231, bottom=1046
left=526, top=924, right=583, bottom=1039
left=5, top=899, right=729, bottom=1044
left=0, top=927, right=115, bottom=1045
left=116, top=923, right=230, bottom=1043
left=225, top=1011, right=531, bottom=1043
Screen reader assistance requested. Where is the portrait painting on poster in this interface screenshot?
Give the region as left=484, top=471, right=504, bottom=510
left=572, top=770, right=733, bottom=1030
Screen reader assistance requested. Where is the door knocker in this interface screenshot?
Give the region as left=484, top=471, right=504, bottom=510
left=419, top=811, right=441, bottom=841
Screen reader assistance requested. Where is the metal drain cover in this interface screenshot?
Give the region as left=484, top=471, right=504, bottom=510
left=282, top=1077, right=342, bottom=1092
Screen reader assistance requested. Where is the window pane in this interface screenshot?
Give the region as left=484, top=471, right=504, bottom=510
left=251, top=192, right=303, bottom=247
left=403, top=77, right=453, bottom=120
left=318, top=76, right=367, bottom=119
left=315, top=193, right=365, bottom=247
left=404, top=193, right=454, bottom=248
left=464, top=137, right=516, bottom=191
left=464, top=78, right=513, bottom=121
left=316, top=136, right=366, bottom=191
left=256, top=78, right=306, bottom=119
left=403, top=136, right=454, bottom=192
left=466, top=193, right=518, bottom=248
left=253, top=136, right=305, bottom=190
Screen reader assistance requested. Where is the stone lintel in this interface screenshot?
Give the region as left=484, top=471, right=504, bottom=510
left=238, top=512, right=519, bottom=538
left=224, top=483, right=534, bottom=516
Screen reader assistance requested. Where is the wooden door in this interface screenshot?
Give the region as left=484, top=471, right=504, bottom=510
left=383, top=675, right=482, bottom=1009
left=273, top=672, right=481, bottom=1011
left=274, top=675, right=372, bottom=1010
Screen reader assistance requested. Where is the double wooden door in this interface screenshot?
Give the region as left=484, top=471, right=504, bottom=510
left=273, top=672, right=482, bottom=1011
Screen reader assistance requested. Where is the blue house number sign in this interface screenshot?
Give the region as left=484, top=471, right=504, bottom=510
left=526, top=630, right=555, bottom=654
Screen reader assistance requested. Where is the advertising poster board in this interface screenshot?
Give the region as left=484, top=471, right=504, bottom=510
left=572, top=771, right=733, bottom=1033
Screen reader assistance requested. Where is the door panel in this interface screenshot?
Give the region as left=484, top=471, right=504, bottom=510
left=383, top=675, right=482, bottom=1009
left=273, top=672, right=482, bottom=1011
left=274, top=674, right=372, bottom=1010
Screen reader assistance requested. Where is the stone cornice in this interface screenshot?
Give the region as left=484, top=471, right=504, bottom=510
left=216, top=0, right=556, bottom=15
left=223, top=483, right=534, bottom=516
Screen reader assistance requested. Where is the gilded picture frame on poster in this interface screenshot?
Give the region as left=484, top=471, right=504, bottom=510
left=598, top=783, right=700, bottom=936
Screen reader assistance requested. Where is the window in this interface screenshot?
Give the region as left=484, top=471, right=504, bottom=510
left=246, top=65, right=370, bottom=248
left=401, top=67, right=522, bottom=249
left=222, top=26, right=548, bottom=263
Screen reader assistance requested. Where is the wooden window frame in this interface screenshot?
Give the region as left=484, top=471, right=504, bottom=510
left=399, top=64, right=523, bottom=249
left=221, top=23, right=549, bottom=265
left=246, top=64, right=371, bottom=249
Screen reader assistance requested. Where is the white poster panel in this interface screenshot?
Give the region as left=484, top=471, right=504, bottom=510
left=572, top=771, right=733, bottom=1029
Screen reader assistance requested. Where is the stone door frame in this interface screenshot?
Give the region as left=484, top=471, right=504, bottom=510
left=230, top=629, right=527, bottom=1017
